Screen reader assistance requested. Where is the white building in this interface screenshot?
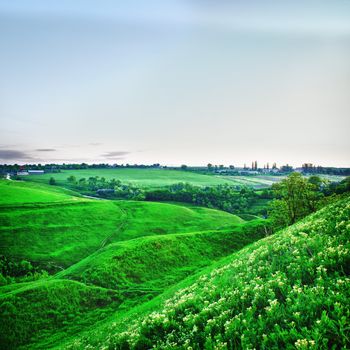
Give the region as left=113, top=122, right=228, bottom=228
left=28, top=170, right=45, bottom=175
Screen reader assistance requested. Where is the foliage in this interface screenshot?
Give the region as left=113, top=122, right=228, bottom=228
left=1, top=178, right=349, bottom=349
left=323, top=176, right=350, bottom=196
left=145, top=183, right=268, bottom=215
left=268, top=173, right=325, bottom=229
left=0, top=280, right=121, bottom=349
left=78, top=195, right=350, bottom=350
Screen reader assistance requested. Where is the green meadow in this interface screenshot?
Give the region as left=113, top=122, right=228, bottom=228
left=0, top=174, right=349, bottom=349
left=22, top=168, right=232, bottom=188
left=21, top=168, right=344, bottom=191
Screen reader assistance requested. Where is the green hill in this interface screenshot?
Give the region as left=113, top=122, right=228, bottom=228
left=63, top=195, right=350, bottom=350
left=0, top=181, right=266, bottom=349
left=2, top=181, right=348, bottom=349
left=0, top=220, right=268, bottom=349
left=57, top=220, right=266, bottom=297
left=0, top=181, right=242, bottom=269
left=0, top=180, right=80, bottom=205
left=0, top=279, right=121, bottom=349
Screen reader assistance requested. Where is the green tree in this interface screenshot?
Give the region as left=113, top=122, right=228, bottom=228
left=308, top=175, right=324, bottom=191
left=78, top=178, right=87, bottom=188
left=67, top=175, right=77, bottom=185
left=268, top=172, right=321, bottom=229
left=49, top=177, right=56, bottom=185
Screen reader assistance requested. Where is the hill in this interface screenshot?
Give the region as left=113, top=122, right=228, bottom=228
left=0, top=180, right=243, bottom=270
left=0, top=181, right=268, bottom=349
left=0, top=180, right=80, bottom=205
left=57, top=220, right=266, bottom=299
left=2, top=180, right=348, bottom=349
left=63, top=195, right=350, bottom=350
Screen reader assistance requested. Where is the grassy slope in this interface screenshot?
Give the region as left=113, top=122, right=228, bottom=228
left=0, top=181, right=242, bottom=269
left=116, top=201, right=243, bottom=241
left=0, top=180, right=80, bottom=205
left=57, top=220, right=266, bottom=296
left=64, top=195, right=350, bottom=350
left=1, top=180, right=260, bottom=349
left=0, top=219, right=268, bottom=350
left=0, top=279, right=121, bottom=349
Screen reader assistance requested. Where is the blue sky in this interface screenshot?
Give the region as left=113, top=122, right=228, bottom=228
left=0, top=0, right=349, bottom=166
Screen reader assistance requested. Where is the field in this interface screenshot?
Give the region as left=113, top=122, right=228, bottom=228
left=22, top=168, right=232, bottom=188
left=20, top=168, right=345, bottom=191
left=0, top=176, right=349, bottom=349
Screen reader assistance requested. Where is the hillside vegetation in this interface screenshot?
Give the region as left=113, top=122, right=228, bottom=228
left=66, top=195, right=350, bottom=350
left=0, top=180, right=271, bottom=349
left=1, top=179, right=348, bottom=349
left=0, top=181, right=242, bottom=270
left=57, top=220, right=267, bottom=297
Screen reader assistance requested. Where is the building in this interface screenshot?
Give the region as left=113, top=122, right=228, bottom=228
left=17, top=171, right=29, bottom=176
left=28, top=170, right=45, bottom=175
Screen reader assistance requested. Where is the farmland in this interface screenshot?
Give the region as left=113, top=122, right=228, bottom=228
left=22, top=168, right=232, bottom=188
left=20, top=168, right=345, bottom=191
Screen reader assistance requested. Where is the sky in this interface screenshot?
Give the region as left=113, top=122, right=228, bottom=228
left=0, top=0, right=349, bottom=167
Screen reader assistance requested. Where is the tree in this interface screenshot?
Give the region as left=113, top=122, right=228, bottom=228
left=67, top=175, right=76, bottom=185
left=181, top=164, right=188, bottom=170
left=78, top=178, right=87, bottom=188
left=308, top=175, right=324, bottom=191
left=268, top=172, right=321, bottom=229
left=49, top=177, right=56, bottom=185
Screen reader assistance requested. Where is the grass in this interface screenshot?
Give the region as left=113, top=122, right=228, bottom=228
left=20, top=169, right=345, bottom=192
left=62, top=195, right=350, bottom=350
left=21, top=168, right=233, bottom=189
left=0, top=181, right=243, bottom=270
left=0, top=180, right=80, bottom=205
left=57, top=220, right=267, bottom=299
left=0, top=219, right=268, bottom=349
left=1, top=180, right=348, bottom=349
left=0, top=279, right=121, bottom=349
left=0, top=181, right=269, bottom=349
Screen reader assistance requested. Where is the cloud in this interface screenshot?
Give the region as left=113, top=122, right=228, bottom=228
left=89, top=142, right=103, bottom=146
left=0, top=150, right=33, bottom=160
left=35, top=148, right=56, bottom=152
left=101, top=151, right=130, bottom=159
